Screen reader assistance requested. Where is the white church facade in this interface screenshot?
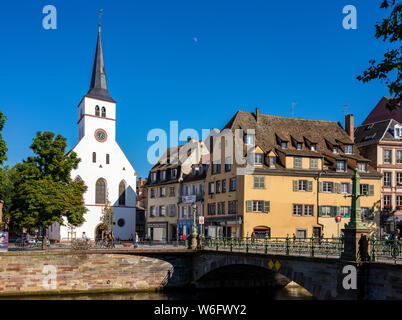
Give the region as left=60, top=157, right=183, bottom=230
left=60, top=26, right=137, bottom=241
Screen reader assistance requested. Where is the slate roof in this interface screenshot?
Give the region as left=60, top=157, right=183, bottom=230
left=85, top=27, right=115, bottom=103
left=362, top=97, right=402, bottom=125
left=355, top=119, right=402, bottom=144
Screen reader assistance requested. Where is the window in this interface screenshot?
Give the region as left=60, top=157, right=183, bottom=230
left=397, top=151, right=402, bottom=164
left=160, top=187, right=166, bottom=197
left=310, top=158, right=318, bottom=169
left=151, top=172, right=156, bottom=182
left=246, top=200, right=270, bottom=213
left=293, top=204, right=303, bottom=216
left=208, top=203, right=216, bottom=215
left=192, top=185, right=196, bottom=195
left=216, top=181, right=221, bottom=193
left=296, top=229, right=307, bottom=239
left=225, top=157, right=232, bottom=171
left=395, top=126, right=402, bottom=139
left=336, top=160, right=346, bottom=172
left=297, top=143, right=302, bottom=150
left=118, top=181, right=126, bottom=206
left=384, top=172, right=391, bottom=187
left=150, top=188, right=155, bottom=198
left=397, top=196, right=402, bottom=207
left=323, top=182, right=333, bottom=193
left=222, top=180, right=226, bottom=193
left=281, top=142, right=287, bottom=149
left=101, top=107, right=106, bottom=118
left=294, top=157, right=302, bottom=169
left=245, top=134, right=255, bottom=145
left=358, top=162, right=368, bottom=172
left=253, top=176, right=265, bottom=189
left=333, top=146, right=338, bottom=154
left=398, top=173, right=402, bottom=186
left=200, top=184, right=204, bottom=196
left=159, top=206, right=166, bottom=217
left=106, top=154, right=110, bottom=164
left=254, top=153, right=263, bottom=165
left=181, top=206, right=187, bottom=218
left=161, top=171, right=166, bottom=180
left=169, top=186, right=175, bottom=197
left=169, top=204, right=175, bottom=217
left=171, top=169, right=177, bottom=178
left=360, top=184, right=369, bottom=195
left=95, top=178, right=106, bottom=204
left=228, top=200, right=238, bottom=214
left=293, top=180, right=312, bottom=192
left=95, top=106, right=100, bottom=116
left=340, top=206, right=350, bottom=217
left=384, top=150, right=392, bottom=164
left=269, top=156, right=276, bottom=166
left=361, top=207, right=373, bottom=220
left=150, top=206, right=155, bottom=217
left=305, top=205, right=314, bottom=216
left=345, top=145, right=353, bottom=154
left=384, top=195, right=391, bottom=207
left=230, top=178, right=237, bottom=191
left=217, top=202, right=225, bottom=215
left=208, top=182, right=215, bottom=194
left=320, top=206, right=332, bottom=217
left=311, top=144, right=317, bottom=152
left=341, top=183, right=350, bottom=194
left=298, top=180, right=307, bottom=191
left=92, top=152, right=96, bottom=163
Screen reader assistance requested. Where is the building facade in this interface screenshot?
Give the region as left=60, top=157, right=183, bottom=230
left=60, top=26, right=137, bottom=241
left=355, top=117, right=402, bottom=235
left=204, top=108, right=382, bottom=239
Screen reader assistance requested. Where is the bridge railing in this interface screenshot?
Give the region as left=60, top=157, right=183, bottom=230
left=201, top=235, right=344, bottom=258
left=370, top=236, right=402, bottom=264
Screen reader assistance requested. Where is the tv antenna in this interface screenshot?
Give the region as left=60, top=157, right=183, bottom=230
left=343, top=104, right=350, bottom=116
left=291, top=102, right=298, bottom=117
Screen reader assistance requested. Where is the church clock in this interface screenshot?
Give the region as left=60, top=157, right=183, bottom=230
left=94, top=129, right=107, bottom=143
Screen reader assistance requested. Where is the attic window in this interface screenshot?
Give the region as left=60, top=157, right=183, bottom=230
left=363, top=133, right=376, bottom=141
left=281, top=142, right=287, bottom=149
left=345, top=145, right=353, bottom=154
left=357, top=162, right=368, bottom=172
left=333, top=147, right=338, bottom=154
left=395, top=125, right=402, bottom=139
left=311, top=144, right=317, bottom=152
left=366, top=124, right=374, bottom=130
left=254, top=153, right=263, bottom=165
left=297, top=143, right=302, bottom=150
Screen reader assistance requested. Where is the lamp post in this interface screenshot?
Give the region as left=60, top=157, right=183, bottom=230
left=192, top=203, right=198, bottom=236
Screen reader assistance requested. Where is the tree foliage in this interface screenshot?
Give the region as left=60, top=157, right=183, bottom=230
left=0, top=110, right=7, bottom=166
left=357, top=0, right=402, bottom=110
left=9, top=132, right=87, bottom=249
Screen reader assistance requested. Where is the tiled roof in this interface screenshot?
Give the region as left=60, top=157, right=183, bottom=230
left=362, top=97, right=402, bottom=125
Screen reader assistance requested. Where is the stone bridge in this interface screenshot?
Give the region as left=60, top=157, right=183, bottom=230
left=1, top=248, right=401, bottom=300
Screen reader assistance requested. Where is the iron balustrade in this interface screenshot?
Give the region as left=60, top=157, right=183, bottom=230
left=370, top=236, right=402, bottom=264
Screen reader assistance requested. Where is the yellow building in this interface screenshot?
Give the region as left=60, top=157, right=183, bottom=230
left=203, top=109, right=382, bottom=239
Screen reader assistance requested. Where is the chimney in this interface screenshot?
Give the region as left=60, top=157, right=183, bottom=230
left=256, top=107, right=260, bottom=122
left=345, top=114, right=354, bottom=142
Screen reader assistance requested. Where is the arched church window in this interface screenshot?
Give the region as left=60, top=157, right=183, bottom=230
left=101, top=107, right=106, bottom=118
left=95, top=106, right=100, bottom=116
left=92, top=152, right=96, bottom=163
left=119, top=181, right=126, bottom=206
left=95, top=178, right=107, bottom=204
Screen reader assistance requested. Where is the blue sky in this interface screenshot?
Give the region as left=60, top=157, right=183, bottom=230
left=0, top=0, right=392, bottom=178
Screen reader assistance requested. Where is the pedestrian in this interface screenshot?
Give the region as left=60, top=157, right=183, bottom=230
left=251, top=232, right=255, bottom=243
left=134, top=232, right=139, bottom=248
left=293, top=233, right=296, bottom=242
left=82, top=232, right=87, bottom=240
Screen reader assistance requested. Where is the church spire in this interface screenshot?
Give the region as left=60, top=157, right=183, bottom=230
left=86, top=24, right=115, bottom=103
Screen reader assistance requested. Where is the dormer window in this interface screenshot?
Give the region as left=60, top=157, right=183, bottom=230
left=245, top=134, right=255, bottom=145
left=336, top=160, right=346, bottom=172
left=395, top=125, right=402, bottom=139
left=171, top=168, right=177, bottom=178
left=254, top=153, right=263, bottom=165
left=281, top=142, right=287, bottom=149
left=345, top=145, right=353, bottom=154
left=357, top=162, right=368, bottom=172
left=297, top=143, right=302, bottom=150
left=151, top=172, right=157, bottom=182
left=311, top=144, right=317, bottom=152
left=269, top=156, right=276, bottom=166
left=161, top=170, right=166, bottom=180
left=333, top=147, right=338, bottom=154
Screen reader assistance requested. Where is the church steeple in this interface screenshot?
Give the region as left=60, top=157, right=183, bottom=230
left=86, top=25, right=115, bottom=103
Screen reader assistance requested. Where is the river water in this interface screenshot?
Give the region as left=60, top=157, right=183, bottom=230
left=3, top=282, right=314, bottom=300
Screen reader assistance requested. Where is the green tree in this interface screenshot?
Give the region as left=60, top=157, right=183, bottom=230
left=357, top=0, right=402, bottom=110
left=0, top=166, right=20, bottom=231
left=9, top=132, right=87, bottom=249
left=0, top=111, right=7, bottom=166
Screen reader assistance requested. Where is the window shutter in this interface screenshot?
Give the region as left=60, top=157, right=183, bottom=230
left=293, top=180, right=298, bottom=192
left=335, top=183, right=341, bottom=194
left=348, top=183, right=351, bottom=193
left=246, top=200, right=252, bottom=212
left=332, top=206, right=337, bottom=217
left=307, top=181, right=313, bottom=192
left=155, top=206, right=159, bottom=217
left=319, top=182, right=323, bottom=192
left=337, top=206, right=340, bottom=216
left=262, top=177, right=266, bottom=189
left=264, top=201, right=270, bottom=213
left=369, top=185, right=374, bottom=196
left=318, top=206, right=322, bottom=217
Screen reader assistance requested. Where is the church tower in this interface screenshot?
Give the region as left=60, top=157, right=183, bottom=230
left=61, top=25, right=137, bottom=241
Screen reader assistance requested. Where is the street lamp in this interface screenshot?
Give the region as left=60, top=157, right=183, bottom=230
left=192, top=203, right=198, bottom=236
